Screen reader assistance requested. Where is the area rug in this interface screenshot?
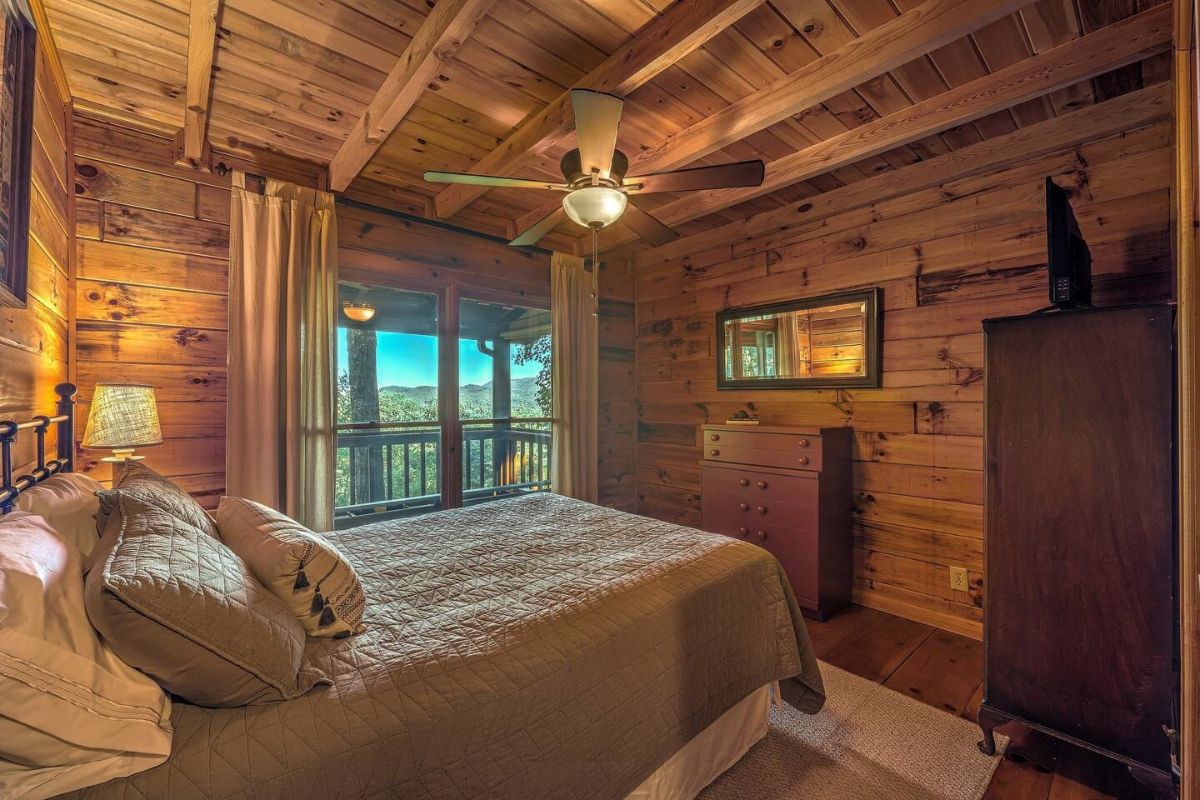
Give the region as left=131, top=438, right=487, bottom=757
left=698, top=663, right=1006, bottom=800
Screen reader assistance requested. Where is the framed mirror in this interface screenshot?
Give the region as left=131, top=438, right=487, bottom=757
left=716, top=288, right=881, bottom=389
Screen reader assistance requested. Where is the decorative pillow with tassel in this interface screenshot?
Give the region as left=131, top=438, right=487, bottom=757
left=214, top=497, right=366, bottom=638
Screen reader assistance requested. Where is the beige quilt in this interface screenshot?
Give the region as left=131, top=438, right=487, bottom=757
left=63, top=494, right=824, bottom=800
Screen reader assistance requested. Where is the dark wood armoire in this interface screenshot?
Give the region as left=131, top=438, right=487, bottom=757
left=979, top=304, right=1179, bottom=787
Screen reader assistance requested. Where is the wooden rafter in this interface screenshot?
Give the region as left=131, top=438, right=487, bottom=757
left=328, top=0, right=498, bottom=193
left=630, top=0, right=1033, bottom=176
left=582, top=3, right=1172, bottom=253
left=431, top=0, right=764, bottom=220
left=631, top=82, right=1170, bottom=267
left=514, top=0, right=1037, bottom=243
left=179, top=0, right=222, bottom=168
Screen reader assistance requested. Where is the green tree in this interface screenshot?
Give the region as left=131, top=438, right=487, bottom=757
left=514, top=335, right=552, bottom=417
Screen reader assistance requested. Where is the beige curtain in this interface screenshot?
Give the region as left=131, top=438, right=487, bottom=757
left=775, top=312, right=808, bottom=378
left=550, top=252, right=598, bottom=502
left=226, top=173, right=337, bottom=530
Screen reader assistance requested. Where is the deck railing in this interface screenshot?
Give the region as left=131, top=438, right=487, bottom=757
left=334, top=421, right=551, bottom=527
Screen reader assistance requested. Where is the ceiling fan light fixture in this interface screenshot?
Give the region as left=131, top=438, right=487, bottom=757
left=562, top=186, right=627, bottom=229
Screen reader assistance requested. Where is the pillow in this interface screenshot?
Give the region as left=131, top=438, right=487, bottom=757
left=0, top=511, right=172, bottom=800
left=216, top=497, right=366, bottom=638
left=95, top=461, right=216, bottom=539
left=84, top=495, right=328, bottom=707
left=15, top=473, right=104, bottom=556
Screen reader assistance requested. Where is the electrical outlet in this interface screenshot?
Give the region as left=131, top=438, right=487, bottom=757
left=949, top=566, right=970, bottom=592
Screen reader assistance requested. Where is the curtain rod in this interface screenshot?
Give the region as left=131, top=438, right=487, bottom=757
left=213, top=167, right=554, bottom=257
left=336, top=197, right=554, bottom=257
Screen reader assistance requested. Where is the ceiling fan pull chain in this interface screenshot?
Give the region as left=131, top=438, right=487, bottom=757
left=592, top=227, right=599, bottom=318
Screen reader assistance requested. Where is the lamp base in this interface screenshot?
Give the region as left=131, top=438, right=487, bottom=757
left=101, top=450, right=145, bottom=484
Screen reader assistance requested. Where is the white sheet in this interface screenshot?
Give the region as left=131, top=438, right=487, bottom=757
left=0, top=512, right=172, bottom=800
left=626, top=684, right=772, bottom=800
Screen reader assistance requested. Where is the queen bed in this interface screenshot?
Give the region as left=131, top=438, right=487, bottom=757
left=1, top=393, right=824, bottom=799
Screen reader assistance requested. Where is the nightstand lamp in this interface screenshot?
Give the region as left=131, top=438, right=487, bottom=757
left=82, top=383, right=162, bottom=483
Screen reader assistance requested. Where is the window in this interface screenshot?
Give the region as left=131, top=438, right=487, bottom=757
left=334, top=282, right=552, bottom=527
left=335, top=285, right=441, bottom=522
left=458, top=298, right=552, bottom=506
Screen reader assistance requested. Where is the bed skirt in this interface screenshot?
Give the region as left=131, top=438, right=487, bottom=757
left=625, top=683, right=774, bottom=800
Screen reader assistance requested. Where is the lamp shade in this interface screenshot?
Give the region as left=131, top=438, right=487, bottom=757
left=562, top=186, right=627, bottom=229
left=82, top=384, right=163, bottom=449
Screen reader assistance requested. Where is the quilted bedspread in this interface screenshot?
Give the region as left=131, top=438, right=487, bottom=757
left=64, top=494, right=824, bottom=800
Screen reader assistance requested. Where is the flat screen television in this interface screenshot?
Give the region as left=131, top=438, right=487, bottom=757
left=1046, top=177, right=1092, bottom=308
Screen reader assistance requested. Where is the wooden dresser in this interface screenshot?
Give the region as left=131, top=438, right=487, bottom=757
left=699, top=424, right=853, bottom=619
left=980, top=305, right=1178, bottom=786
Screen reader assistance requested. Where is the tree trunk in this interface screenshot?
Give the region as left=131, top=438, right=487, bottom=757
left=346, top=328, right=385, bottom=503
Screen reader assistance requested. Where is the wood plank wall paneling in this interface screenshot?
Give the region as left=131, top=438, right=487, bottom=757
left=598, top=257, right=636, bottom=512
left=0, top=43, right=72, bottom=470
left=632, top=105, right=1175, bottom=639
left=70, top=113, right=323, bottom=508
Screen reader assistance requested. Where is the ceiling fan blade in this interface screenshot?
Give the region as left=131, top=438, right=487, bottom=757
left=424, top=171, right=568, bottom=191
left=622, top=200, right=678, bottom=247
left=510, top=206, right=567, bottom=247
left=572, top=90, right=623, bottom=180
left=625, top=160, right=765, bottom=194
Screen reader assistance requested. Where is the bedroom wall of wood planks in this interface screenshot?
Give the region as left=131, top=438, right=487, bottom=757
left=0, top=40, right=72, bottom=471
left=629, top=86, right=1175, bottom=638
left=70, top=114, right=323, bottom=507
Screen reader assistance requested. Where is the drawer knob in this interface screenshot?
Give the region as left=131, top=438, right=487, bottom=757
left=756, top=480, right=767, bottom=489
left=710, top=434, right=720, bottom=442
left=738, top=527, right=748, bottom=537
left=798, top=438, right=810, bottom=448
left=710, top=449, right=720, bottom=457
left=756, top=505, right=767, bottom=514
left=739, top=502, right=749, bottom=511
left=756, top=530, right=767, bottom=541
left=797, top=456, right=809, bottom=465
left=739, top=478, right=749, bottom=487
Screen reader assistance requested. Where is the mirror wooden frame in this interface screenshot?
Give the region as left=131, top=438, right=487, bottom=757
left=715, top=288, right=882, bottom=390
left=0, top=0, right=36, bottom=309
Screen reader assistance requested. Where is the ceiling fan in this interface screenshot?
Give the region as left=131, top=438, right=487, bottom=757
left=424, top=90, right=766, bottom=248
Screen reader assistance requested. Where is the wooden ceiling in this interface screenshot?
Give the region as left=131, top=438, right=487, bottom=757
left=42, top=0, right=1171, bottom=253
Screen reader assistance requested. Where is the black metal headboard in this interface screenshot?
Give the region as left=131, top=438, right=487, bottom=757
left=0, top=383, right=78, bottom=513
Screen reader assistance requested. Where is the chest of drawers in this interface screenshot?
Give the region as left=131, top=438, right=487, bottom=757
left=699, top=425, right=853, bottom=620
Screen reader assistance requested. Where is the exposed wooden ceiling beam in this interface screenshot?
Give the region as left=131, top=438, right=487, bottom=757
left=431, top=0, right=765, bottom=220
left=585, top=3, right=1172, bottom=253
left=178, top=0, right=222, bottom=168
left=631, top=82, right=1171, bottom=267
left=627, top=0, right=1033, bottom=177
left=329, top=0, right=498, bottom=193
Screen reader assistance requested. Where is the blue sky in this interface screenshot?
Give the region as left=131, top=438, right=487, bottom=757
left=336, top=329, right=542, bottom=387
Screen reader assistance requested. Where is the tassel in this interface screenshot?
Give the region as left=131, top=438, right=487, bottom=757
left=319, top=603, right=336, bottom=627
left=292, top=566, right=310, bottom=592
left=310, top=588, right=324, bottom=615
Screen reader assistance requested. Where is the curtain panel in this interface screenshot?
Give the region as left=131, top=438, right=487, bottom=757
left=550, top=252, right=598, bottom=502
left=226, top=174, right=337, bottom=530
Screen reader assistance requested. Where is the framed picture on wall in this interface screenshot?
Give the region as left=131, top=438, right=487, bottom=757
left=0, top=0, right=35, bottom=309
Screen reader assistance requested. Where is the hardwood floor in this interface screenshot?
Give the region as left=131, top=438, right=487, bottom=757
left=805, top=605, right=1159, bottom=799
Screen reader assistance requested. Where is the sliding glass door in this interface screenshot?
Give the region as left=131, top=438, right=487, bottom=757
left=457, top=297, right=552, bottom=506
left=335, top=284, right=442, bottom=525
left=334, top=281, right=551, bottom=527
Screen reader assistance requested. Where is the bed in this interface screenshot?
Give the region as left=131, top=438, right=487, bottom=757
left=1, top=394, right=824, bottom=799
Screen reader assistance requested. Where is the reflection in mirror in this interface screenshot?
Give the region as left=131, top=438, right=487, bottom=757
left=717, top=289, right=881, bottom=389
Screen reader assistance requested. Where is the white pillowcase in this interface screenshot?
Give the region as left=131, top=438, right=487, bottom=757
left=15, top=473, right=103, bottom=556
left=0, top=511, right=172, bottom=800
